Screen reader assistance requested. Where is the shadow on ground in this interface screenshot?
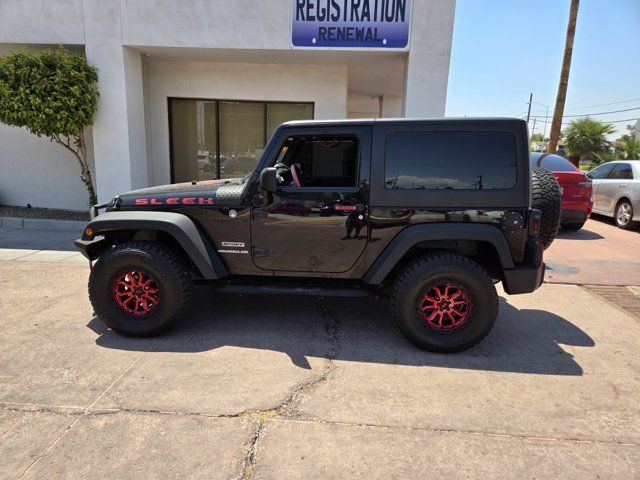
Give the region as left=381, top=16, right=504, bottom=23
left=89, top=289, right=594, bottom=377
left=590, top=213, right=640, bottom=232
left=556, top=228, right=604, bottom=241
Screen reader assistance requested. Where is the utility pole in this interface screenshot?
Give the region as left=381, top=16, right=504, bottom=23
left=526, top=93, right=533, bottom=125
left=548, top=0, right=580, bottom=153
left=532, top=117, right=537, bottom=138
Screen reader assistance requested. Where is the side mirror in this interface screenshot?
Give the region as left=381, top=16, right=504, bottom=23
left=259, top=167, right=277, bottom=193
left=586, top=173, right=593, bottom=179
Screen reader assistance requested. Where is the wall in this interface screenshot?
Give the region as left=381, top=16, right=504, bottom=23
left=0, top=124, right=96, bottom=210
left=145, top=60, right=348, bottom=185
left=347, top=95, right=381, bottom=118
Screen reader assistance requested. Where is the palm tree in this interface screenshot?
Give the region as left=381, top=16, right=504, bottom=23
left=563, top=117, right=615, bottom=165
left=547, top=0, right=580, bottom=154
left=617, top=134, right=640, bottom=159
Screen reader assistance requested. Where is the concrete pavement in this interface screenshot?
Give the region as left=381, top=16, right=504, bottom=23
left=1, top=259, right=639, bottom=479
left=544, top=216, right=640, bottom=286
left=0, top=220, right=85, bottom=264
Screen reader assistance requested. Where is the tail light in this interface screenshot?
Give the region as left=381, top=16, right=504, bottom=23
left=529, top=209, right=542, bottom=236
left=577, top=180, right=592, bottom=187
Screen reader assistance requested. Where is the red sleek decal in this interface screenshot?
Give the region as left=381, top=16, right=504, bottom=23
left=132, top=196, right=214, bottom=206
left=335, top=205, right=357, bottom=211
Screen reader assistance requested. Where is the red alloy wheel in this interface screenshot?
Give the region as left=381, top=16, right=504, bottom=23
left=418, top=283, right=471, bottom=331
left=112, top=270, right=160, bottom=316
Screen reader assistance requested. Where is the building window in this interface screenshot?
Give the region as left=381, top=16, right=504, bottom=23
left=384, top=131, right=517, bottom=190
left=169, top=98, right=313, bottom=183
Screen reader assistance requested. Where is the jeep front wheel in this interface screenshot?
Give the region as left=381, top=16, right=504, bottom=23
left=89, top=241, right=193, bottom=337
left=391, top=254, right=498, bottom=353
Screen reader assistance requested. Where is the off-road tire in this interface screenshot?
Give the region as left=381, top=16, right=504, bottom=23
left=391, top=253, right=498, bottom=353
left=89, top=241, right=193, bottom=337
left=531, top=167, right=561, bottom=249
left=561, top=221, right=586, bottom=231
left=615, top=200, right=635, bottom=230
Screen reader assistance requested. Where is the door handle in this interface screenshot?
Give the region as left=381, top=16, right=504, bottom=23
left=620, top=184, right=626, bottom=188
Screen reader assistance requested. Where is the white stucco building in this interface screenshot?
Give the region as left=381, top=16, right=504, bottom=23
left=0, top=0, right=456, bottom=210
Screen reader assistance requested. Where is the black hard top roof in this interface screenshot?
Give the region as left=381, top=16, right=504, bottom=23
left=281, top=117, right=527, bottom=127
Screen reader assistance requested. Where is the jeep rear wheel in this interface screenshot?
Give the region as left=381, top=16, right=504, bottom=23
left=89, top=241, right=193, bottom=337
left=391, top=254, right=498, bottom=353
left=531, top=167, right=562, bottom=250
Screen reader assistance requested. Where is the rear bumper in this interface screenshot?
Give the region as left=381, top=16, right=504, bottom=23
left=561, top=208, right=588, bottom=224
left=502, top=262, right=545, bottom=295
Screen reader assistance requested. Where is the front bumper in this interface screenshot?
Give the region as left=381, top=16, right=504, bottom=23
left=74, top=236, right=107, bottom=260
left=502, top=262, right=545, bottom=294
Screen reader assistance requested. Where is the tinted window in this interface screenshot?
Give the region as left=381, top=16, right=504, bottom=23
left=540, top=155, right=577, bottom=172
left=588, top=163, right=614, bottom=179
left=275, top=135, right=358, bottom=188
left=609, top=163, right=633, bottom=180
left=385, top=131, right=517, bottom=190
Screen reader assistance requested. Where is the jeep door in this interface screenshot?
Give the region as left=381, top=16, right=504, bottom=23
left=251, top=126, right=371, bottom=273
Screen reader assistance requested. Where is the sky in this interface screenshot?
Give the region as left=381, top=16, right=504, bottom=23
left=445, top=0, right=640, bottom=138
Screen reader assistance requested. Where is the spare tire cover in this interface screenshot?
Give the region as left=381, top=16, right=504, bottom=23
left=531, top=167, right=562, bottom=250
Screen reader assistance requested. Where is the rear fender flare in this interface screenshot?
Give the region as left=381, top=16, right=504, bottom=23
left=363, top=223, right=514, bottom=285
left=80, top=211, right=228, bottom=279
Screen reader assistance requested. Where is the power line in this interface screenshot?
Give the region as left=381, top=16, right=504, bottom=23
left=600, top=118, right=639, bottom=124
left=552, top=117, right=638, bottom=126
left=565, top=96, right=640, bottom=111
left=529, top=106, right=640, bottom=119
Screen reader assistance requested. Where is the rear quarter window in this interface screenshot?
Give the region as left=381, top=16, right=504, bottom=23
left=384, top=131, right=517, bottom=190
left=539, top=155, right=577, bottom=172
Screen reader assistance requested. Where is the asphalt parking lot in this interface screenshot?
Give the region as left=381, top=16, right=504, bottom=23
left=1, top=217, right=639, bottom=479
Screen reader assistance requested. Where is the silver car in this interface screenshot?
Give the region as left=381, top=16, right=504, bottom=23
left=587, top=160, right=640, bottom=229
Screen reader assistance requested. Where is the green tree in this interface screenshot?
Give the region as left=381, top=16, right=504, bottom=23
left=617, top=134, right=640, bottom=159
left=0, top=47, right=99, bottom=206
left=563, top=117, right=615, bottom=165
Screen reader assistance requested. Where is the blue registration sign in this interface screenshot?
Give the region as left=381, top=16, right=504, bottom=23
left=292, top=0, right=413, bottom=49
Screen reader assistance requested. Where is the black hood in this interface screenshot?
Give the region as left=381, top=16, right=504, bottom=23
left=114, top=178, right=246, bottom=209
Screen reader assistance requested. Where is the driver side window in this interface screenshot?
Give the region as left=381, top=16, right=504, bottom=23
left=274, top=135, right=359, bottom=188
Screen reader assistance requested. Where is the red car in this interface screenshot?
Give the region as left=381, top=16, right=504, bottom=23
left=531, top=153, right=593, bottom=231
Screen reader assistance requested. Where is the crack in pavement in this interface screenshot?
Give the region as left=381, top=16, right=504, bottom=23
left=15, top=338, right=159, bottom=479
left=238, top=299, right=342, bottom=478
left=3, top=402, right=638, bottom=449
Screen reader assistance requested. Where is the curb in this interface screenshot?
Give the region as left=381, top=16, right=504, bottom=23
left=0, top=217, right=86, bottom=232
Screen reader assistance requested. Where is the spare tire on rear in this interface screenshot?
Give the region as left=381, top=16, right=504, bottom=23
left=531, top=167, right=562, bottom=250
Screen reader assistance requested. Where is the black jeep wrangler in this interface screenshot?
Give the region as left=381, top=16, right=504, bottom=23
left=76, top=118, right=560, bottom=353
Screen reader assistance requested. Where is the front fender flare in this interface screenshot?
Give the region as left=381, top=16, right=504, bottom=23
left=363, top=223, right=515, bottom=285
left=77, top=211, right=228, bottom=279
